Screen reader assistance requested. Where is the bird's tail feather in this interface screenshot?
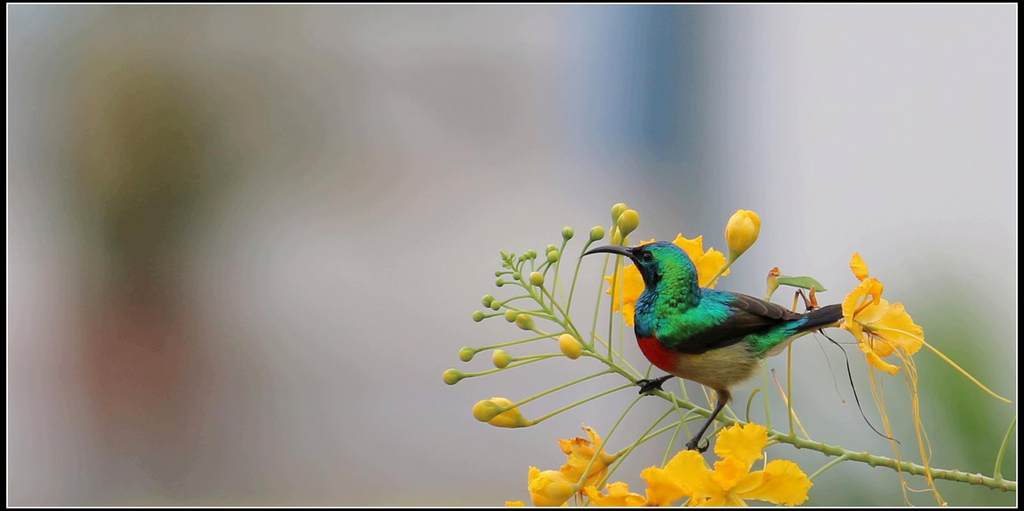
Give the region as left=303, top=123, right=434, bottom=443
left=800, top=304, right=843, bottom=331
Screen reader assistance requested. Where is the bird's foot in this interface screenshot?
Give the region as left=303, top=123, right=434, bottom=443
left=636, top=375, right=673, bottom=395
left=685, top=437, right=710, bottom=453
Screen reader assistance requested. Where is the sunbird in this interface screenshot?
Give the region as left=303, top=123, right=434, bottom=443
left=584, top=241, right=842, bottom=452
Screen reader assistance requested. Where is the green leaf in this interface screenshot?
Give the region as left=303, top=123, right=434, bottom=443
left=776, top=275, right=827, bottom=292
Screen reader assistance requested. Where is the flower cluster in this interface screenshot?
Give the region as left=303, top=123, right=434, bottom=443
left=445, top=202, right=1014, bottom=507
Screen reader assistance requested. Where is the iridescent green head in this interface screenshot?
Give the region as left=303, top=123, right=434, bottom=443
left=583, top=241, right=698, bottom=293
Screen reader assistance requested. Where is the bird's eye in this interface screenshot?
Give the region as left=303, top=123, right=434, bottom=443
left=641, top=251, right=653, bottom=261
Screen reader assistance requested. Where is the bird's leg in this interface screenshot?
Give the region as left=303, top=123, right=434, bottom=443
left=636, top=374, right=674, bottom=395
left=793, top=288, right=818, bottom=312
left=685, top=389, right=731, bottom=453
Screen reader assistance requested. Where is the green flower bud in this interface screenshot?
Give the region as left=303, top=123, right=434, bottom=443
left=546, top=250, right=559, bottom=263
left=529, top=271, right=545, bottom=287
left=472, top=399, right=502, bottom=422
left=458, top=347, right=476, bottom=362
left=496, top=278, right=506, bottom=287
left=482, top=294, right=495, bottom=307
left=546, top=244, right=558, bottom=253
left=523, top=250, right=537, bottom=260
left=472, top=310, right=485, bottom=322
left=512, top=272, right=521, bottom=281
left=589, top=225, right=606, bottom=242
left=443, top=369, right=463, bottom=385
left=472, top=397, right=531, bottom=427
left=492, top=349, right=511, bottom=369
left=515, top=313, right=535, bottom=331
left=611, top=227, right=623, bottom=245
left=611, top=202, right=628, bottom=223
left=504, top=310, right=519, bottom=322
left=562, top=226, right=575, bottom=240
left=616, top=209, right=640, bottom=238
left=490, top=300, right=502, bottom=311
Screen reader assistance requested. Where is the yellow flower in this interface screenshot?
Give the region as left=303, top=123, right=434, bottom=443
left=504, top=500, right=526, bottom=507
left=724, top=210, right=761, bottom=261
left=527, top=466, right=575, bottom=506
left=472, top=397, right=532, bottom=428
left=605, top=235, right=729, bottom=325
left=558, top=426, right=617, bottom=489
left=587, top=423, right=811, bottom=507
left=583, top=481, right=648, bottom=507
left=841, top=253, right=924, bottom=375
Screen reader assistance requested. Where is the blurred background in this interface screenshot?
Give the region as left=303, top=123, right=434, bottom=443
left=8, top=4, right=1017, bottom=506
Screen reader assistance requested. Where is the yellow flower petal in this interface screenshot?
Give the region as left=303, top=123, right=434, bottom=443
left=604, top=264, right=645, bottom=326
left=641, top=450, right=712, bottom=506
left=849, top=252, right=870, bottom=281
left=736, top=460, right=812, bottom=506
left=584, top=482, right=648, bottom=507
left=714, top=423, right=768, bottom=472
left=672, top=233, right=730, bottom=288
left=558, top=426, right=615, bottom=488
left=528, top=466, right=575, bottom=507
left=861, top=342, right=901, bottom=375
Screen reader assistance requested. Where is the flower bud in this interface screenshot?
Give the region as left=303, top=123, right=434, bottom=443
left=492, top=349, right=511, bottom=369
left=725, top=209, right=761, bottom=261
left=766, top=267, right=780, bottom=299
left=528, top=466, right=575, bottom=507
left=458, top=346, right=476, bottom=362
left=529, top=271, right=545, bottom=287
left=559, top=334, right=583, bottom=359
left=490, top=300, right=502, bottom=311
left=473, top=397, right=531, bottom=427
left=562, top=226, right=574, bottom=240
left=512, top=272, right=521, bottom=281
left=546, top=250, right=559, bottom=263
left=481, top=294, right=495, bottom=307
left=616, top=209, right=640, bottom=238
left=443, top=369, right=463, bottom=385
left=472, top=310, right=485, bottom=322
left=589, top=225, right=605, bottom=242
left=523, top=250, right=537, bottom=260
left=504, top=310, right=519, bottom=322
left=515, top=313, right=535, bottom=331
left=546, top=244, right=558, bottom=253
left=495, top=278, right=506, bottom=287
left=611, top=202, right=628, bottom=224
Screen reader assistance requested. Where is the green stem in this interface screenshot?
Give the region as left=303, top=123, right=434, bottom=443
left=597, top=406, right=677, bottom=488
left=530, top=384, right=634, bottom=425
left=505, top=370, right=613, bottom=411
left=588, top=254, right=611, bottom=349
left=474, top=332, right=564, bottom=352
left=994, top=415, right=1017, bottom=482
left=630, top=385, right=1016, bottom=491
left=745, top=388, right=762, bottom=424
left=809, top=454, right=850, bottom=481
left=566, top=239, right=597, bottom=316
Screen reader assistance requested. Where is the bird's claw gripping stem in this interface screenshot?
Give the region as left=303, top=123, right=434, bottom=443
left=636, top=375, right=674, bottom=395
left=685, top=437, right=710, bottom=453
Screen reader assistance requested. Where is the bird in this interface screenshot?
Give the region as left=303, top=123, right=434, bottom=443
left=583, top=241, right=842, bottom=452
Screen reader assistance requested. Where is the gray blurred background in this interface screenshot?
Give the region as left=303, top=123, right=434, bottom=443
left=8, top=4, right=1017, bottom=506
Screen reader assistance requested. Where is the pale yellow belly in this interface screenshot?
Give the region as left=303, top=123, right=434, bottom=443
left=671, top=342, right=760, bottom=391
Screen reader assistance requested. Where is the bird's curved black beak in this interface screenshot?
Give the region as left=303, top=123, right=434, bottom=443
left=583, top=245, right=636, bottom=261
